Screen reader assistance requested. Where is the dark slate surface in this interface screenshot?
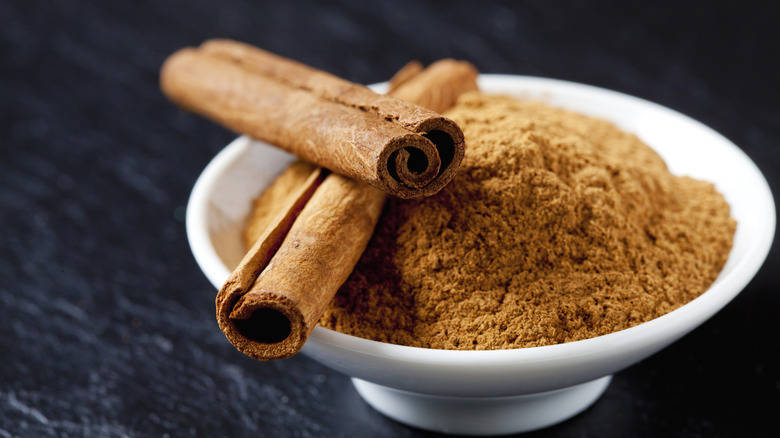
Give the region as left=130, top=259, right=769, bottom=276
left=1, top=1, right=778, bottom=436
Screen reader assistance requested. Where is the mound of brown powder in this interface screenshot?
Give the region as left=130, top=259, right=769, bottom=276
left=312, top=92, right=735, bottom=350
left=243, top=92, right=736, bottom=350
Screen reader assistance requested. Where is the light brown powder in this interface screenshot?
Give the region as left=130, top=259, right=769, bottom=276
left=243, top=92, right=736, bottom=350
left=315, top=92, right=736, bottom=350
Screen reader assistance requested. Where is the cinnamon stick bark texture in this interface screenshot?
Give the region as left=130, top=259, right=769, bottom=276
left=224, top=177, right=386, bottom=359
left=160, top=39, right=466, bottom=199
left=203, top=52, right=478, bottom=360
left=215, top=166, right=334, bottom=359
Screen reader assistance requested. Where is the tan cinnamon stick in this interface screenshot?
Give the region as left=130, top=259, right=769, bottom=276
left=198, top=52, right=478, bottom=360
left=388, top=59, right=480, bottom=114
left=387, top=60, right=424, bottom=92
left=216, top=169, right=385, bottom=360
left=160, top=40, right=466, bottom=199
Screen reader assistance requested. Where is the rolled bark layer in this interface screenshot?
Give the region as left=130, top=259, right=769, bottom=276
left=221, top=175, right=385, bottom=360
left=161, top=40, right=466, bottom=198
left=195, top=45, right=479, bottom=360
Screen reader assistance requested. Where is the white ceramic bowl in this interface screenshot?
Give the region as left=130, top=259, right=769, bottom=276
left=187, top=75, right=775, bottom=435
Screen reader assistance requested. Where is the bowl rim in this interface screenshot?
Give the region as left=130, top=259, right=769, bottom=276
left=187, top=74, right=776, bottom=365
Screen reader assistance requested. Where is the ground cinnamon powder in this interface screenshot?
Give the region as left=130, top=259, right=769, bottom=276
left=246, top=92, right=736, bottom=350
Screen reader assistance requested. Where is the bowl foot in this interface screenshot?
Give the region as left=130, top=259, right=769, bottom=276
left=352, top=375, right=612, bottom=435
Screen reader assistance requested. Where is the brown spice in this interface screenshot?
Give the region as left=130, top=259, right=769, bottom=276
left=312, top=92, right=736, bottom=350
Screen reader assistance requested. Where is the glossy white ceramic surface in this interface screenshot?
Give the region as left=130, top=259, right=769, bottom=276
left=352, top=376, right=612, bottom=435
left=187, top=75, right=775, bottom=435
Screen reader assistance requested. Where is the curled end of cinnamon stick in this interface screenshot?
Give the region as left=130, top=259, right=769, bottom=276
left=383, top=133, right=441, bottom=191
left=226, top=292, right=306, bottom=360
left=378, top=59, right=475, bottom=198
left=378, top=117, right=465, bottom=198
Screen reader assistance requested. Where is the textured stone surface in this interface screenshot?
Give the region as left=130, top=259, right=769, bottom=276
left=1, top=1, right=778, bottom=436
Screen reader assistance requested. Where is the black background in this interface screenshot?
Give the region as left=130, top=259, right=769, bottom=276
left=2, top=1, right=778, bottom=437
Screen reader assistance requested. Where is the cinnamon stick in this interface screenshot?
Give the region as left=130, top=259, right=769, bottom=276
left=190, top=52, right=478, bottom=360
left=216, top=169, right=385, bottom=359
left=388, top=59, right=480, bottom=114
left=387, top=60, right=424, bottom=92
left=160, top=39, right=466, bottom=199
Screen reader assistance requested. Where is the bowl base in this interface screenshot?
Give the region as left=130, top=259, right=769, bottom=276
left=352, top=375, right=612, bottom=435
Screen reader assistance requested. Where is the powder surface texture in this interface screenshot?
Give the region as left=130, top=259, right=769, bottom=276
left=314, top=92, right=736, bottom=350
